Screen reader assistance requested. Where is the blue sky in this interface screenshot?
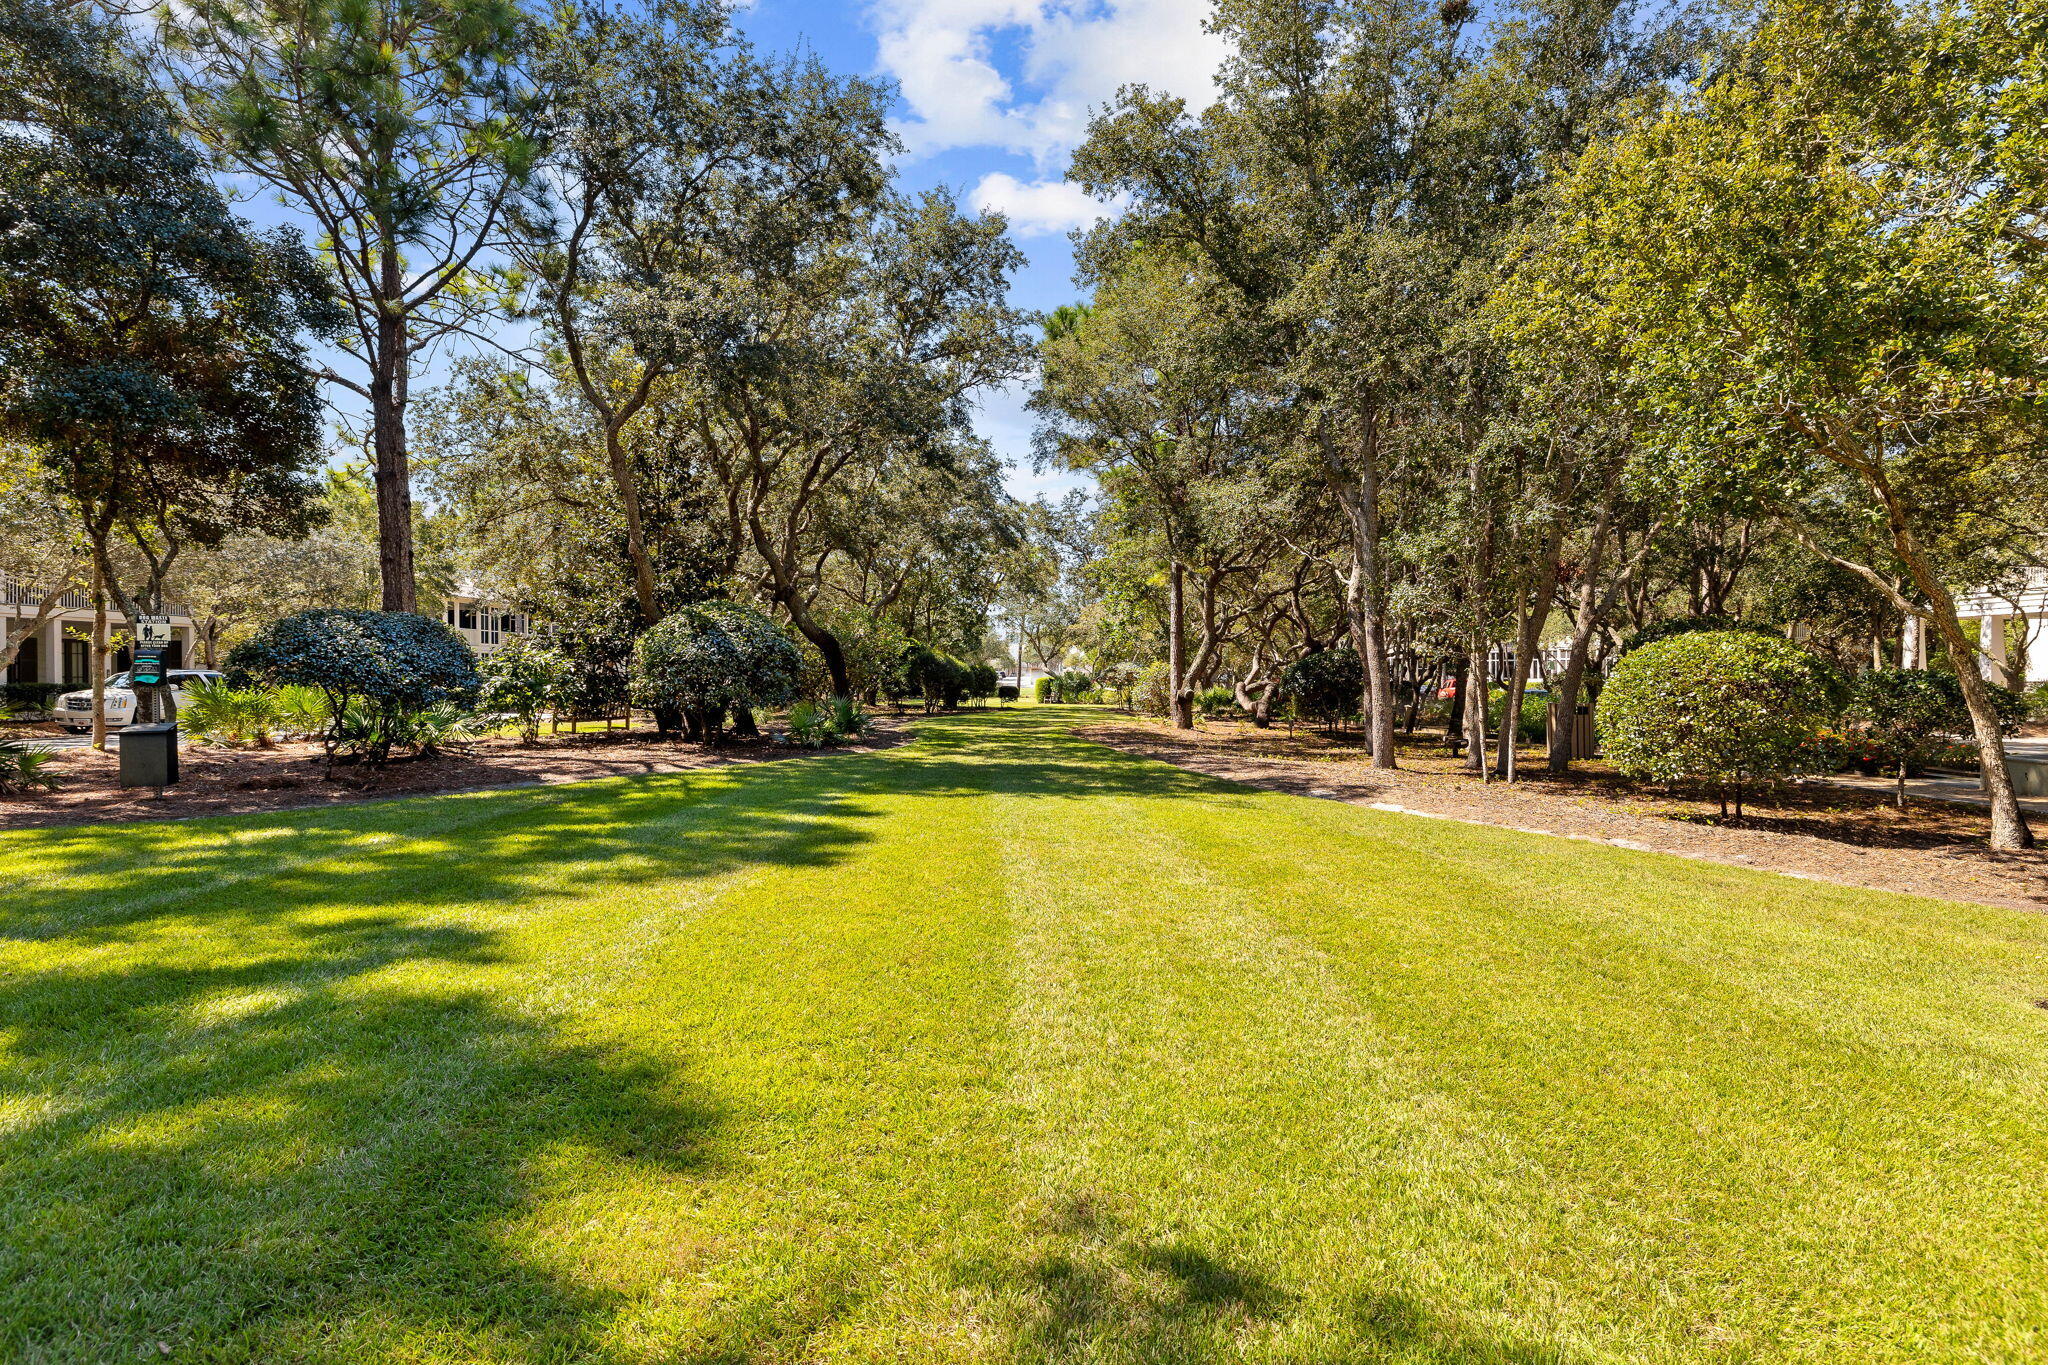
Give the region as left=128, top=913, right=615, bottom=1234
left=730, top=0, right=1230, bottom=501
left=238, top=1, right=1229, bottom=503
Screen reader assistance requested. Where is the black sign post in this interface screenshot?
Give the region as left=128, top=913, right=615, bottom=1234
left=122, top=619, right=179, bottom=789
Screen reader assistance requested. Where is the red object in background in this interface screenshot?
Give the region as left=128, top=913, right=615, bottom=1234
left=1435, top=682, right=1458, bottom=700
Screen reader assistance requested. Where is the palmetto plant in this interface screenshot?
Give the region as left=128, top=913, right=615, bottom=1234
left=181, top=682, right=283, bottom=747
left=0, top=707, right=57, bottom=794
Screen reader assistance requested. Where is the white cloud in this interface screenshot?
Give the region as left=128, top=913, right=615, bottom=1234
left=868, top=0, right=1230, bottom=166
left=972, top=172, right=1121, bottom=236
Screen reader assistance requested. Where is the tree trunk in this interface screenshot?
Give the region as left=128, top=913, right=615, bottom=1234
left=1316, top=413, right=1396, bottom=766
left=370, top=297, right=418, bottom=613
left=1496, top=534, right=1564, bottom=781
left=1866, top=477, right=2032, bottom=848
left=1549, top=521, right=1612, bottom=774
left=90, top=566, right=108, bottom=752
left=1168, top=559, right=1192, bottom=728
left=1464, top=638, right=1490, bottom=779
left=603, top=426, right=660, bottom=627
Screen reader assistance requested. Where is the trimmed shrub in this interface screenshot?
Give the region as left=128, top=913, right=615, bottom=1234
left=478, top=636, right=569, bottom=742
left=631, top=601, right=801, bottom=742
left=1281, top=650, right=1363, bottom=730
left=892, top=646, right=969, bottom=712
left=1617, top=615, right=1779, bottom=657
left=1033, top=675, right=1057, bottom=704
left=1849, top=668, right=2024, bottom=804
left=0, top=682, right=62, bottom=715
left=1133, top=661, right=1171, bottom=717
left=964, top=663, right=999, bottom=706
left=996, top=683, right=1020, bottom=705
left=226, top=609, right=478, bottom=763
left=1598, top=631, right=1840, bottom=818
left=1097, top=662, right=1140, bottom=710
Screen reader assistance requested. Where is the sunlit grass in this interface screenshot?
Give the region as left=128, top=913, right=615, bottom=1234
left=2, top=708, right=2046, bottom=1362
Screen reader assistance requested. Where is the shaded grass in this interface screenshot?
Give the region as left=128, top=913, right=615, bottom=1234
left=2, top=709, right=2046, bottom=1361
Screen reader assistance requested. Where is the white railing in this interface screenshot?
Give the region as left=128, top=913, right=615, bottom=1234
left=0, top=574, right=188, bottom=617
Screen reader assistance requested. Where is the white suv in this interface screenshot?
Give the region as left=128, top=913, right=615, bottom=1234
left=55, top=670, right=224, bottom=733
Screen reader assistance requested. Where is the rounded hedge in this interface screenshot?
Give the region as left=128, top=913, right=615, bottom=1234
left=631, top=602, right=800, bottom=724
left=1281, top=650, right=1362, bottom=726
left=478, top=636, right=569, bottom=741
left=226, top=608, right=478, bottom=714
left=1598, top=630, right=1838, bottom=794
left=225, top=609, right=480, bottom=760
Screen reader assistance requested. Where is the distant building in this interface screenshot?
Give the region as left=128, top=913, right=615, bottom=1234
left=1919, top=570, right=2048, bottom=687
left=439, top=585, right=530, bottom=655
left=0, top=575, right=199, bottom=689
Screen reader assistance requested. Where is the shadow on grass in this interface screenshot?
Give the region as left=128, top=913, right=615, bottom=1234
left=0, top=708, right=1259, bottom=1358
left=1000, top=1192, right=1583, bottom=1364
left=0, top=916, right=716, bottom=1359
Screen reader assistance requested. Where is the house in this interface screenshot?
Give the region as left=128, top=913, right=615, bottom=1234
left=439, top=585, right=530, bottom=656
left=0, top=575, right=199, bottom=691
left=1919, top=569, right=2048, bottom=688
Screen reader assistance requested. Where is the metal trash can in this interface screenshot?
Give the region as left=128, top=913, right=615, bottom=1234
left=119, top=723, right=180, bottom=788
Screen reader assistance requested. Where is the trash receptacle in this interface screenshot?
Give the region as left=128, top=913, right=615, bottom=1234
left=119, top=723, right=180, bottom=788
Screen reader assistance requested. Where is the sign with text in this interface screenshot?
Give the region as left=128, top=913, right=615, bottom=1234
left=134, top=616, right=174, bottom=649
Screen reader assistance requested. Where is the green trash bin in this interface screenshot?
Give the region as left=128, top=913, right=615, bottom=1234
left=119, top=722, right=180, bottom=788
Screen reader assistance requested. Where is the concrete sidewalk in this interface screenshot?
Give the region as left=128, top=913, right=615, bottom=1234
left=1812, top=770, right=2048, bottom=814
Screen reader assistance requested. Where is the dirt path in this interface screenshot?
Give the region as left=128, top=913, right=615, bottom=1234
left=1080, top=718, right=2048, bottom=914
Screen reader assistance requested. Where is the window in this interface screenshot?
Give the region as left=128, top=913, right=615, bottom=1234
left=458, top=607, right=476, bottom=631
left=63, top=638, right=88, bottom=686
left=479, top=612, right=502, bottom=646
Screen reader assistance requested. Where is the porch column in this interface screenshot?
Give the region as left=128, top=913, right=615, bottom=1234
left=1979, top=613, right=2024, bottom=688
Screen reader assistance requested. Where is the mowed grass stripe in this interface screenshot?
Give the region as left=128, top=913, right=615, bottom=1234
left=3, top=708, right=2048, bottom=1361
left=0, top=750, right=978, bottom=1361
left=205, top=734, right=1022, bottom=1361
left=987, top=725, right=1588, bottom=1363
left=1045, top=723, right=2048, bottom=1361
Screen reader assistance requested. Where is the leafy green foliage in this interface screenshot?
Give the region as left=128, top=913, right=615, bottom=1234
left=1096, top=661, right=1140, bottom=710
left=0, top=0, right=337, bottom=655
left=782, top=696, right=874, bottom=749
left=180, top=682, right=285, bottom=748
left=1281, top=651, right=1363, bottom=730
left=896, top=646, right=972, bottom=714
left=1133, top=661, right=1171, bottom=717
left=631, top=602, right=801, bottom=740
left=1194, top=685, right=1236, bottom=719
left=0, top=683, right=62, bottom=715
left=1618, top=617, right=1780, bottom=658
left=478, top=637, right=568, bottom=743
left=1846, top=667, right=1972, bottom=798
left=1599, top=632, right=1840, bottom=812
left=0, top=731, right=56, bottom=792
left=225, top=609, right=479, bottom=763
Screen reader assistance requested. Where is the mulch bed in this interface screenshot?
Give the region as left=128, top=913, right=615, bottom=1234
left=0, top=720, right=909, bottom=834
left=1080, top=717, right=2048, bottom=914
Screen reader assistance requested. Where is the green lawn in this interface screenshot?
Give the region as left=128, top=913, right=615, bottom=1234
left=4, top=709, right=2047, bottom=1363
